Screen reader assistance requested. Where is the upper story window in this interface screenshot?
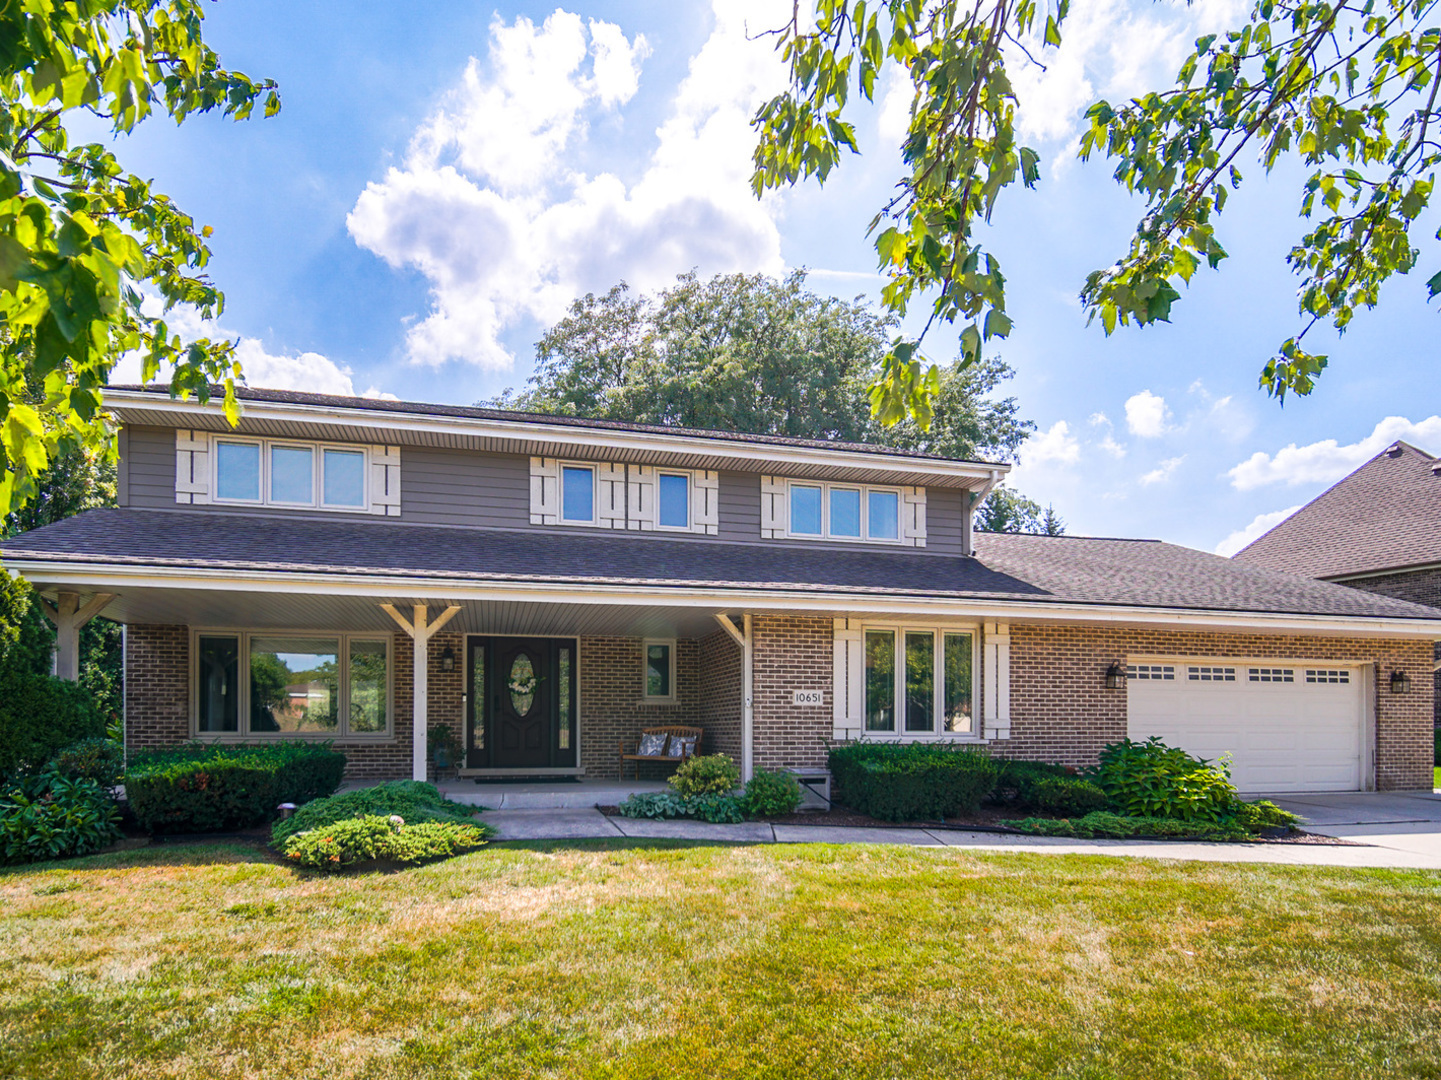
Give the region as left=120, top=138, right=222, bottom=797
left=784, top=480, right=907, bottom=544
left=561, top=465, right=596, bottom=523
left=176, top=430, right=401, bottom=516
left=530, top=457, right=717, bottom=534
left=657, top=472, right=690, bottom=529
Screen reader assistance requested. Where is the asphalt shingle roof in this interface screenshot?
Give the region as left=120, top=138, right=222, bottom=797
left=1233, top=440, right=1441, bottom=579
left=5, top=508, right=1437, bottom=621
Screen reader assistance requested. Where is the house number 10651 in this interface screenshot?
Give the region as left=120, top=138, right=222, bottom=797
left=792, top=690, right=824, bottom=706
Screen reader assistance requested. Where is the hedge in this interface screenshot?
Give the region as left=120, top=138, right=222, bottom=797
left=828, top=742, right=1000, bottom=822
left=126, top=742, right=347, bottom=834
left=0, top=668, right=105, bottom=777
left=270, top=781, right=482, bottom=846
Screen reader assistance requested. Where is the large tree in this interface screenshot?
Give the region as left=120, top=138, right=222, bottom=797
left=752, top=0, right=1441, bottom=419
left=0, top=1, right=279, bottom=518
left=495, top=270, right=1056, bottom=530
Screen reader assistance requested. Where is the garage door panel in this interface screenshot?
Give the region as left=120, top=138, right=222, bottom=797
left=1127, top=664, right=1364, bottom=794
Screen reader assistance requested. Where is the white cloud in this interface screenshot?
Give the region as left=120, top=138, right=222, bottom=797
left=1125, top=390, right=1170, bottom=438
left=1139, top=455, right=1185, bottom=485
left=877, top=63, right=912, bottom=144
left=1088, top=411, right=1110, bottom=426
left=1099, top=434, right=1127, bottom=459
left=1227, top=416, right=1441, bottom=490
left=348, top=3, right=789, bottom=370
left=1020, top=420, right=1081, bottom=466
left=1214, top=505, right=1303, bottom=557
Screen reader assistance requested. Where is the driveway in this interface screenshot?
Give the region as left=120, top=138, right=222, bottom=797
left=1274, top=791, right=1441, bottom=862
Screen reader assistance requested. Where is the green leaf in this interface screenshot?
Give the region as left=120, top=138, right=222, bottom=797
left=1044, top=14, right=1062, bottom=47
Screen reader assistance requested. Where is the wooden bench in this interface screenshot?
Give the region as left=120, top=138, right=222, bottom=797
left=619, top=726, right=703, bottom=779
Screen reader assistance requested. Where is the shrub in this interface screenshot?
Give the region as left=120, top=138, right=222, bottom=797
left=1090, top=738, right=1237, bottom=823
left=1003, top=811, right=1250, bottom=841
left=1434, top=727, right=1440, bottom=767
left=615, top=790, right=746, bottom=823
left=687, top=793, right=745, bottom=823
left=1033, top=776, right=1109, bottom=817
left=271, top=781, right=482, bottom=846
left=126, top=742, right=347, bottom=834
left=50, top=738, right=125, bottom=789
left=0, top=668, right=105, bottom=777
left=1228, top=799, right=1301, bottom=832
left=828, top=742, right=1000, bottom=822
left=742, top=769, right=804, bottom=817
left=0, top=772, right=122, bottom=865
left=669, top=753, right=740, bottom=798
left=990, top=759, right=1076, bottom=808
left=280, top=814, right=491, bottom=871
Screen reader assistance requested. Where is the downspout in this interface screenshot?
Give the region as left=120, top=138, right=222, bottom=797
left=742, top=612, right=754, bottom=782
left=967, top=469, right=1003, bottom=556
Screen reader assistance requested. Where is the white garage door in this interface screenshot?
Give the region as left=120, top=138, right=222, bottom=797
left=1126, top=662, right=1366, bottom=793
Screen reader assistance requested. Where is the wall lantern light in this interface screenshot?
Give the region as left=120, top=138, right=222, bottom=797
left=1104, top=662, right=1125, bottom=690
left=440, top=646, right=457, bottom=674
left=1389, top=669, right=1411, bottom=694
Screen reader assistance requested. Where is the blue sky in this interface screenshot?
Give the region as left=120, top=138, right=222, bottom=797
left=104, top=0, right=1441, bottom=556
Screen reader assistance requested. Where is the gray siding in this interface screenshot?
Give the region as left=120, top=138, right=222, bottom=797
left=926, top=487, right=969, bottom=556
left=125, top=425, right=176, bottom=508
left=401, top=448, right=530, bottom=528
left=717, top=471, right=761, bottom=542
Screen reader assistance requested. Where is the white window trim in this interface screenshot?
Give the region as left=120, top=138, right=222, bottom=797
left=189, top=628, right=394, bottom=741
left=559, top=462, right=598, bottom=524
left=207, top=435, right=378, bottom=514
left=778, top=479, right=919, bottom=546
left=642, top=637, right=679, bottom=704
left=654, top=469, right=693, bottom=531
left=850, top=623, right=981, bottom=741
left=530, top=458, right=716, bottom=534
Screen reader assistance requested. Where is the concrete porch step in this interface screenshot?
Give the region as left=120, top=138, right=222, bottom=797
left=434, top=777, right=671, bottom=810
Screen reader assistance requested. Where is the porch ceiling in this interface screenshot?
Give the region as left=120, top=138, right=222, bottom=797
left=51, top=585, right=736, bottom=639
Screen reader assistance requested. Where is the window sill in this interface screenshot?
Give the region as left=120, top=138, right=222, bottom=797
left=638, top=699, right=680, bottom=707
left=191, top=733, right=396, bottom=745
left=841, top=731, right=984, bottom=743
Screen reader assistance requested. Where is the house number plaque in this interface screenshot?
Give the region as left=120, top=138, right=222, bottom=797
left=792, top=690, right=824, bottom=706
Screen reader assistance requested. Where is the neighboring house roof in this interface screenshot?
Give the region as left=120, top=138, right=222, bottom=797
left=1233, top=440, right=1441, bottom=579
left=5, top=507, right=1438, bottom=622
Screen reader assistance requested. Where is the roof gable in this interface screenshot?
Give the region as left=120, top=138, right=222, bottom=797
left=1233, top=440, right=1441, bottom=578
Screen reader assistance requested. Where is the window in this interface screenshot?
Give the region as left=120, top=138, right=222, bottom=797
left=865, top=627, right=976, bottom=736
left=212, top=437, right=372, bottom=512
left=192, top=631, right=390, bottom=738
left=787, top=480, right=903, bottom=543
left=1306, top=668, right=1351, bottom=684
left=561, top=465, right=595, bottom=522
left=1188, top=666, right=1236, bottom=682
left=657, top=473, right=689, bottom=529
left=644, top=639, right=676, bottom=702
left=1127, top=664, right=1175, bottom=680
left=1249, top=667, right=1294, bottom=683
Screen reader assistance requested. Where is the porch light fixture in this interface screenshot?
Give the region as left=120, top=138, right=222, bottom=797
left=1390, top=669, right=1411, bottom=694
left=1104, top=662, right=1125, bottom=690
left=440, top=646, right=456, bottom=674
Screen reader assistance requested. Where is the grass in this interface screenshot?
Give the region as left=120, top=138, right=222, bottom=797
left=2, top=840, right=1441, bottom=1079
left=1434, top=765, right=1440, bottom=789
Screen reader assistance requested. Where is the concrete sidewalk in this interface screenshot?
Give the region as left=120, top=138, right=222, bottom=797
left=479, top=807, right=1441, bottom=870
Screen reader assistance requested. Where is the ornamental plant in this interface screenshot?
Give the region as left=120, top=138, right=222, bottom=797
left=1089, top=738, right=1237, bottom=823
left=279, top=814, right=490, bottom=871
left=0, top=770, right=121, bottom=865
left=669, top=753, right=741, bottom=798
left=741, top=769, right=804, bottom=817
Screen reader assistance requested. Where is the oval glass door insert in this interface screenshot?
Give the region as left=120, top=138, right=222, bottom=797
left=508, top=653, right=536, bottom=716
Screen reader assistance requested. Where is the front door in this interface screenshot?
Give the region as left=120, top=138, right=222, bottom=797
left=465, top=637, right=577, bottom=770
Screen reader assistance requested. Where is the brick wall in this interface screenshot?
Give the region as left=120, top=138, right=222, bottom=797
left=1335, top=569, right=1441, bottom=725
left=579, top=637, right=701, bottom=779
left=698, top=629, right=743, bottom=762
left=751, top=614, right=833, bottom=773
left=1007, top=625, right=1433, bottom=791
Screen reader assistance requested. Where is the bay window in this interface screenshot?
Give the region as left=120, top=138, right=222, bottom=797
left=863, top=627, right=975, bottom=737
left=192, top=631, right=391, bottom=738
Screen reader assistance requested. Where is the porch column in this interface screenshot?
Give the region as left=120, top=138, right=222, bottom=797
left=382, top=602, right=462, bottom=781
left=40, top=591, right=116, bottom=681
left=715, top=613, right=754, bottom=781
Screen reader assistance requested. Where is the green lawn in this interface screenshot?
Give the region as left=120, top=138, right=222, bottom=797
left=1434, top=764, right=1440, bottom=789
left=3, top=840, right=1441, bottom=1080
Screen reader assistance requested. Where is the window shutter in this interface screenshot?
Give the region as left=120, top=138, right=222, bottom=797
left=982, top=621, right=1011, bottom=740
left=597, top=463, right=627, bottom=528
left=627, top=465, right=656, bottom=531
left=175, top=430, right=210, bottom=504
left=693, top=470, right=719, bottom=534
left=902, top=486, right=927, bottom=547
left=760, top=475, right=786, bottom=538
left=832, top=618, right=864, bottom=739
left=370, top=445, right=401, bottom=516
left=530, top=457, right=560, bottom=525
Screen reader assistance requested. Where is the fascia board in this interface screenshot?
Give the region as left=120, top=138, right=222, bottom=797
left=102, top=391, right=1005, bottom=485
left=10, top=558, right=1441, bottom=640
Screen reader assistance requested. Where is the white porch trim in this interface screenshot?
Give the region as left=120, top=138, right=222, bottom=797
left=382, top=602, right=461, bottom=781
left=39, top=591, right=115, bottom=681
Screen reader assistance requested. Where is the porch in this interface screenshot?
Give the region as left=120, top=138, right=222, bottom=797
left=359, top=776, right=673, bottom=810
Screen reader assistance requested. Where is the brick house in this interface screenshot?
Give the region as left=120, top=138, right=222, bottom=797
left=1232, top=440, right=1441, bottom=724
left=5, top=387, right=1439, bottom=793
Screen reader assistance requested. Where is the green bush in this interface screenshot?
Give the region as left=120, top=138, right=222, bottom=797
left=280, top=814, right=491, bottom=871
left=615, top=790, right=745, bottom=823
left=50, top=737, right=124, bottom=788
left=1228, top=799, right=1301, bottom=831
left=0, top=668, right=105, bottom=777
left=990, top=759, right=1074, bottom=808
left=1003, top=811, right=1250, bottom=841
left=1434, top=727, right=1440, bottom=767
left=828, top=742, right=1000, bottom=822
left=1033, top=776, right=1109, bottom=817
left=742, top=769, right=803, bottom=817
left=0, top=771, right=122, bottom=865
left=1090, top=738, right=1237, bottom=823
left=126, top=742, right=347, bottom=834
left=669, top=753, right=740, bottom=798
left=687, top=793, right=745, bottom=823
left=271, top=781, right=482, bottom=846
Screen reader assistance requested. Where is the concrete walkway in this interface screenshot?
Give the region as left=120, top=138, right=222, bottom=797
left=479, top=802, right=1441, bottom=870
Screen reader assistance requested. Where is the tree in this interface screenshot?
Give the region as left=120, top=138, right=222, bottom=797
left=752, top=0, right=1441, bottom=418
left=0, top=2, right=280, bottom=518
left=496, top=269, right=1035, bottom=463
